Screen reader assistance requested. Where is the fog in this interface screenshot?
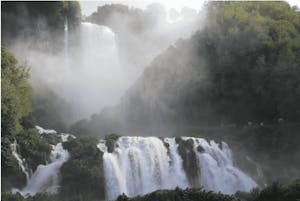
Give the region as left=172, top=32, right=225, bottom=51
left=5, top=2, right=207, bottom=126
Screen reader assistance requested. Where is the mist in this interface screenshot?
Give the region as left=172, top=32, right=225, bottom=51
left=4, top=2, right=207, bottom=128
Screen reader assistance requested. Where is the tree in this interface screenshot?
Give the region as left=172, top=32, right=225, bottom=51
left=1, top=46, right=32, bottom=137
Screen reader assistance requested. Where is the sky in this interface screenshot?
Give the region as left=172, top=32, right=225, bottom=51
left=80, top=0, right=300, bottom=16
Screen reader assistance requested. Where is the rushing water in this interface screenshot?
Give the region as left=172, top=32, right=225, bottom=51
left=183, top=137, right=257, bottom=194
left=17, top=143, right=69, bottom=196
left=64, top=16, right=69, bottom=68
left=11, top=140, right=30, bottom=182
left=12, top=127, right=72, bottom=197
left=12, top=128, right=256, bottom=199
left=100, top=136, right=257, bottom=200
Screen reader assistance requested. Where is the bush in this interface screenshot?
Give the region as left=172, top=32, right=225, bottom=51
left=60, top=137, right=105, bottom=201
left=105, top=133, right=120, bottom=153
left=16, top=129, right=52, bottom=171
left=1, top=137, right=27, bottom=191
left=1, top=46, right=32, bottom=137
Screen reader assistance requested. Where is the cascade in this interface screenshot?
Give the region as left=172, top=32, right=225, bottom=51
left=183, top=137, right=257, bottom=194
left=62, top=22, right=125, bottom=119
left=11, top=140, right=30, bottom=182
left=12, top=127, right=73, bottom=197
left=101, top=136, right=189, bottom=200
left=99, top=136, right=257, bottom=200
left=17, top=143, right=69, bottom=196
left=64, top=16, right=69, bottom=68
left=11, top=129, right=256, bottom=200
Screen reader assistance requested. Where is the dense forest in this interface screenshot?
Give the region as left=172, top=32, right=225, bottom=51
left=1, top=1, right=300, bottom=201
left=2, top=1, right=80, bottom=47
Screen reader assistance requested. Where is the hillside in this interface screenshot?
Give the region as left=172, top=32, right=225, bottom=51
left=70, top=1, right=300, bottom=186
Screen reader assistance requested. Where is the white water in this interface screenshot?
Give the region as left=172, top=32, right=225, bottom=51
left=11, top=140, right=30, bottom=181
left=35, top=125, right=57, bottom=135
left=64, top=17, right=69, bottom=68
left=17, top=143, right=69, bottom=196
left=100, top=136, right=257, bottom=200
left=13, top=127, right=72, bottom=197
left=101, top=136, right=189, bottom=200
left=183, top=137, right=257, bottom=194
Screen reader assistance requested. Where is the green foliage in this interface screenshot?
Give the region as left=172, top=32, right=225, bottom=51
left=255, top=181, right=300, bottom=201
left=105, top=133, right=120, bottom=153
left=116, top=187, right=239, bottom=201
left=41, top=133, right=61, bottom=145
left=78, top=2, right=300, bottom=134
left=61, top=1, right=81, bottom=29
left=16, top=129, right=51, bottom=171
left=1, top=192, right=65, bottom=201
left=25, top=194, right=64, bottom=201
left=235, top=180, right=300, bottom=201
left=61, top=137, right=105, bottom=201
left=1, top=192, right=24, bottom=201
left=1, top=1, right=81, bottom=47
left=1, top=46, right=33, bottom=190
left=1, top=47, right=32, bottom=137
left=87, top=4, right=159, bottom=34
left=1, top=137, right=27, bottom=191
left=115, top=181, right=300, bottom=201
left=201, top=1, right=300, bottom=124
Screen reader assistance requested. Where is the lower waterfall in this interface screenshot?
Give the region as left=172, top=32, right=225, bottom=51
left=11, top=131, right=257, bottom=200
left=17, top=143, right=69, bottom=196
left=11, top=140, right=30, bottom=182
left=12, top=128, right=73, bottom=197
left=185, top=137, right=257, bottom=194
left=100, top=136, right=257, bottom=200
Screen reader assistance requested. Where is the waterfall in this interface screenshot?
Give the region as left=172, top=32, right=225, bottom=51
left=12, top=128, right=73, bottom=197
left=64, top=16, right=69, bottom=68
left=183, top=137, right=257, bottom=194
left=101, top=136, right=189, bottom=200
left=17, top=143, right=69, bottom=196
left=100, top=136, right=257, bottom=200
left=11, top=140, right=30, bottom=182
left=61, top=22, right=125, bottom=120
left=11, top=128, right=256, bottom=199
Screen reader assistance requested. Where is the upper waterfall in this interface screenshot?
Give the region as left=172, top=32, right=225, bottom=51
left=61, top=22, right=126, bottom=120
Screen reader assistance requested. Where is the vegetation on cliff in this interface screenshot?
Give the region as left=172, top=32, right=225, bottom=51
left=115, top=180, right=300, bottom=201
left=1, top=47, right=51, bottom=191
left=2, top=180, right=299, bottom=201
left=60, top=137, right=105, bottom=201
left=70, top=1, right=300, bottom=186
left=1, top=1, right=81, bottom=47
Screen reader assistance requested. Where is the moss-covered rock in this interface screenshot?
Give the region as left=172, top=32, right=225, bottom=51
left=1, top=192, right=24, bottom=201
left=16, top=129, right=51, bottom=172
left=105, top=133, right=120, bottom=153
left=41, top=133, right=61, bottom=145
left=175, top=137, right=199, bottom=187
left=1, top=137, right=27, bottom=191
left=61, top=137, right=105, bottom=201
left=197, top=145, right=205, bottom=153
